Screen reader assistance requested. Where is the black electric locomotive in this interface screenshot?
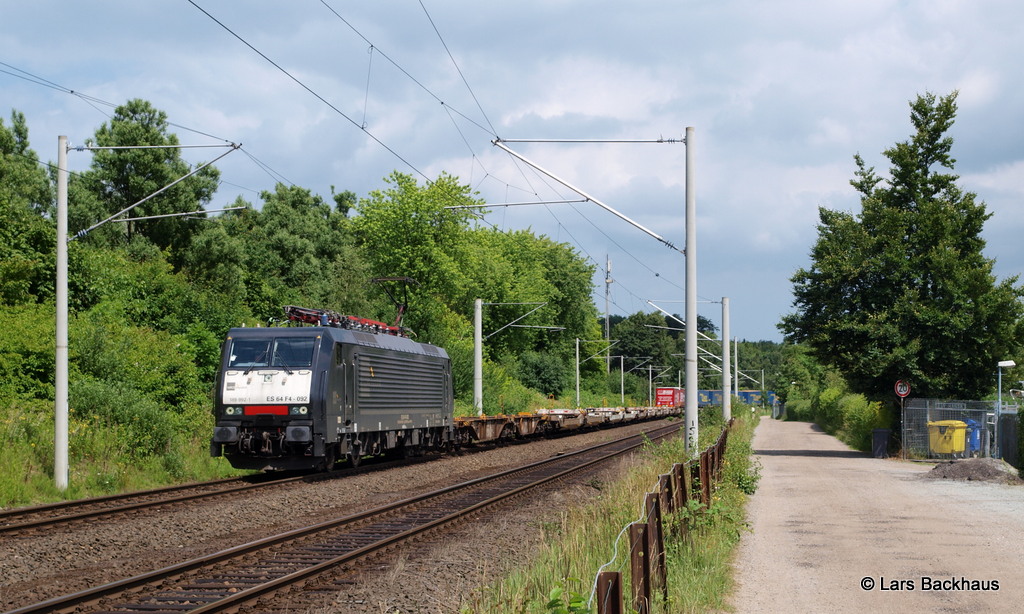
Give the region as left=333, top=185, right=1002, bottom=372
left=210, top=306, right=454, bottom=471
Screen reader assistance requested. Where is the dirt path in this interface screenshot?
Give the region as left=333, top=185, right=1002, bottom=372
left=730, top=418, right=1024, bottom=613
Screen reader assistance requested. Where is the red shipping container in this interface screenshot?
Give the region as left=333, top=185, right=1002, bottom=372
left=655, top=387, right=683, bottom=407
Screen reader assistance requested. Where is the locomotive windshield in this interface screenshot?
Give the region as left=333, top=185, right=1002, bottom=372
left=227, top=336, right=317, bottom=369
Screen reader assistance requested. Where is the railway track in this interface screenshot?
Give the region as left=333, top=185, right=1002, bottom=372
left=0, top=474, right=307, bottom=536
left=6, top=422, right=682, bottom=614
left=1, top=415, right=661, bottom=537
left=0, top=440, right=554, bottom=538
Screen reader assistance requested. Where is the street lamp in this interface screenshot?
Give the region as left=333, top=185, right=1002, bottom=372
left=996, top=359, right=1016, bottom=459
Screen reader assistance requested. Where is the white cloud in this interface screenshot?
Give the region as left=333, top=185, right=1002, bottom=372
left=964, top=160, right=1024, bottom=198
left=5, top=0, right=1024, bottom=340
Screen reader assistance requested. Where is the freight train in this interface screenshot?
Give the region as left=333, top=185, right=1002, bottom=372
left=696, top=389, right=777, bottom=407
left=210, top=306, right=678, bottom=471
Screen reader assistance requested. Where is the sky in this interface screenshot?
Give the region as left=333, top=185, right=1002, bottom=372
left=4, top=1, right=1024, bottom=342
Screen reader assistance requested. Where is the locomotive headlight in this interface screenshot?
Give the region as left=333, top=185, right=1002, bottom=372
left=289, top=405, right=309, bottom=415
left=224, top=406, right=240, bottom=416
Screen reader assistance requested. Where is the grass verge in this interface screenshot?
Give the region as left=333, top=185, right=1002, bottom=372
left=0, top=398, right=243, bottom=508
left=467, top=407, right=761, bottom=613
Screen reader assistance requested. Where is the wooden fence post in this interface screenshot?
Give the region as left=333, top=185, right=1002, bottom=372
left=659, top=473, right=673, bottom=516
left=646, top=493, right=667, bottom=603
left=712, top=443, right=720, bottom=482
left=595, top=571, right=624, bottom=614
left=671, top=463, right=685, bottom=511
left=628, top=522, right=651, bottom=614
left=718, top=428, right=730, bottom=478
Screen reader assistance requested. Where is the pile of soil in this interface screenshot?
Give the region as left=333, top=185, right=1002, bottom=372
left=923, top=457, right=1024, bottom=484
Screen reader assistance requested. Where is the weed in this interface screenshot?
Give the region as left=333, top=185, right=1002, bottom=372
left=544, top=578, right=591, bottom=614
left=476, top=412, right=759, bottom=613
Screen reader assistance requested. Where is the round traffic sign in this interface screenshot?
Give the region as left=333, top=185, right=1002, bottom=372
left=894, top=380, right=911, bottom=398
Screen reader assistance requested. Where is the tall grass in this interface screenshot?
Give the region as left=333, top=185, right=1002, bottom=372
left=469, top=407, right=759, bottom=613
left=0, top=397, right=242, bottom=508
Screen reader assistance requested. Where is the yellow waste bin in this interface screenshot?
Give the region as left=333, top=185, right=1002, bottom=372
left=928, top=420, right=967, bottom=454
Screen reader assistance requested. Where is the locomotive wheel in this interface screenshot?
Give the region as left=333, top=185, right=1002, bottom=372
left=348, top=441, right=363, bottom=468
left=319, top=446, right=337, bottom=472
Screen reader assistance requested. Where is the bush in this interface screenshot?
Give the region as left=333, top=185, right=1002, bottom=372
left=784, top=385, right=890, bottom=453
left=71, top=379, right=182, bottom=458
left=0, top=304, right=57, bottom=401
left=815, top=387, right=844, bottom=432
left=838, top=394, right=889, bottom=451
left=71, top=312, right=207, bottom=415
left=784, top=398, right=813, bottom=422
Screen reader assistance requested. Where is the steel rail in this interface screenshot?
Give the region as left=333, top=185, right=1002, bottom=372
left=0, top=414, right=667, bottom=535
left=191, top=422, right=683, bottom=613
left=0, top=475, right=304, bottom=535
left=6, top=422, right=681, bottom=614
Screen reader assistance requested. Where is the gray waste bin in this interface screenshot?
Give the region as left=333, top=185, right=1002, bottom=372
left=872, top=428, right=891, bottom=458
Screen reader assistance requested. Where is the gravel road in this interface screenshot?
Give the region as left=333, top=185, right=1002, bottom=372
left=730, top=418, right=1024, bottom=614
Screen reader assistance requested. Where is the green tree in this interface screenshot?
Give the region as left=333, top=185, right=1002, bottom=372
left=71, top=99, right=219, bottom=261
left=0, top=111, right=55, bottom=305
left=351, top=171, right=482, bottom=344
left=780, top=92, right=1023, bottom=399
left=730, top=340, right=786, bottom=391
left=612, top=312, right=675, bottom=365
left=467, top=228, right=595, bottom=359
left=351, top=171, right=601, bottom=399
left=514, top=351, right=570, bottom=397
left=217, top=185, right=374, bottom=321
left=182, top=215, right=247, bottom=299
left=331, top=186, right=356, bottom=216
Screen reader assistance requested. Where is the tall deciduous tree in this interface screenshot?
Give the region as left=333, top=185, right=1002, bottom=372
left=212, top=185, right=374, bottom=322
left=352, top=171, right=482, bottom=343
left=72, top=99, right=219, bottom=261
left=780, top=92, right=1023, bottom=398
left=612, top=312, right=676, bottom=366
left=0, top=111, right=54, bottom=304
left=352, top=171, right=600, bottom=396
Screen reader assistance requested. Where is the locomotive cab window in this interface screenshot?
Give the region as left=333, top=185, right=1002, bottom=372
left=272, top=337, right=316, bottom=368
left=228, top=337, right=316, bottom=369
left=228, top=338, right=271, bottom=368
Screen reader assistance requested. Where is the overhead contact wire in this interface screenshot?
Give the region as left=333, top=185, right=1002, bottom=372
left=318, top=0, right=494, bottom=138
left=187, top=0, right=429, bottom=182
left=418, top=0, right=498, bottom=136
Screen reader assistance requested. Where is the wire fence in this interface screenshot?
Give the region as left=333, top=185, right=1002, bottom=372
left=588, top=420, right=732, bottom=614
left=901, top=398, right=1019, bottom=461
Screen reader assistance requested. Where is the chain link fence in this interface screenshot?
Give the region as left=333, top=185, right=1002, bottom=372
left=901, top=398, right=1010, bottom=460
